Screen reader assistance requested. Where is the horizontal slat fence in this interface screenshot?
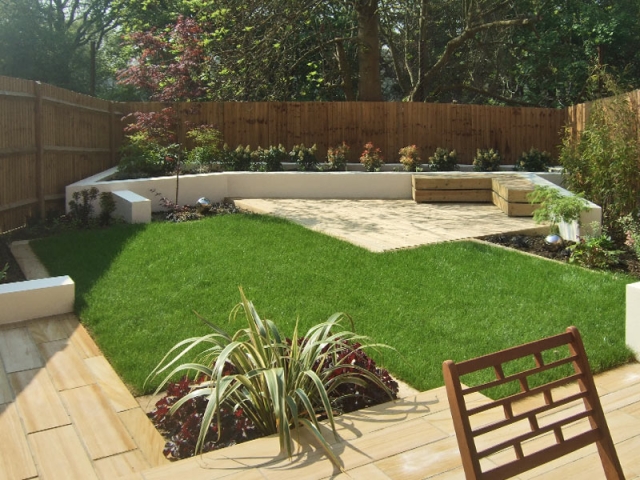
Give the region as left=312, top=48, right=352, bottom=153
left=3, top=75, right=578, bottom=232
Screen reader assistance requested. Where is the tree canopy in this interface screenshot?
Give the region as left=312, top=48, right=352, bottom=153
left=2, top=0, right=639, bottom=105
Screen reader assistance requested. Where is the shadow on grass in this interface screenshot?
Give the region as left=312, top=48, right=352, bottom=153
left=29, top=223, right=148, bottom=313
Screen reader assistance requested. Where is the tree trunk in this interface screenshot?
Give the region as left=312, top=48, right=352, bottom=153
left=354, top=0, right=382, bottom=101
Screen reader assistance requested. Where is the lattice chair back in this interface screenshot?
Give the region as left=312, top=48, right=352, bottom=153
left=442, top=326, right=624, bottom=480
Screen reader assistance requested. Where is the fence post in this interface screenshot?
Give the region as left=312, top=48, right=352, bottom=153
left=34, top=81, right=44, bottom=220
left=109, top=102, right=116, bottom=167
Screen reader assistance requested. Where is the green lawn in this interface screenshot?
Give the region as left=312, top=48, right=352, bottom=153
left=31, top=213, right=635, bottom=396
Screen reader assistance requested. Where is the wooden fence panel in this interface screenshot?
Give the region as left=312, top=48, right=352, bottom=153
left=2, top=74, right=592, bottom=232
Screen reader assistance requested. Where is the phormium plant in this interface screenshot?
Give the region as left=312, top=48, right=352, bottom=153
left=146, top=288, right=397, bottom=467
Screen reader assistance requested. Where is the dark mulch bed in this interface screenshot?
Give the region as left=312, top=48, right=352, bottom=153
left=0, top=237, right=26, bottom=284
left=479, top=233, right=640, bottom=279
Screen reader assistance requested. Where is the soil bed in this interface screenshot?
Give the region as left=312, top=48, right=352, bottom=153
left=479, top=233, right=640, bottom=279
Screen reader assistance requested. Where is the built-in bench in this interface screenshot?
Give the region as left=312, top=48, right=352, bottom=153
left=412, top=173, right=538, bottom=217
left=112, top=190, right=151, bottom=224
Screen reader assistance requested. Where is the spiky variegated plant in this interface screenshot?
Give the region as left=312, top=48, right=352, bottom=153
left=146, top=288, right=395, bottom=468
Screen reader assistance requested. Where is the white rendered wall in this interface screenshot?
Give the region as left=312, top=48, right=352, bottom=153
left=627, top=282, right=640, bottom=359
left=0, top=276, right=75, bottom=324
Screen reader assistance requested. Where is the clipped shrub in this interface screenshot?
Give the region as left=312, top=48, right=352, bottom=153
left=290, top=144, right=318, bottom=171
left=428, top=148, right=459, bottom=172
left=327, top=142, right=350, bottom=171
left=118, top=132, right=179, bottom=177
left=98, top=192, right=116, bottom=226
left=250, top=145, right=287, bottom=172
left=398, top=145, right=422, bottom=172
left=68, top=187, right=99, bottom=228
left=360, top=142, right=384, bottom=172
left=514, top=148, right=552, bottom=172
left=472, top=148, right=502, bottom=172
left=220, top=144, right=252, bottom=171
left=146, top=289, right=397, bottom=464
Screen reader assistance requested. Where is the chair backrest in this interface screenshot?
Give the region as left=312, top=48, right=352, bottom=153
left=442, top=326, right=624, bottom=480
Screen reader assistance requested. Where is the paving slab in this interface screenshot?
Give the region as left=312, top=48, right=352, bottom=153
left=234, top=199, right=546, bottom=252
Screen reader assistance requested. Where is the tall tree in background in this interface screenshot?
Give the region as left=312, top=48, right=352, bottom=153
left=0, top=0, right=121, bottom=94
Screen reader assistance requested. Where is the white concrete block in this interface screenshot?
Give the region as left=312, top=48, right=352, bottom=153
left=627, top=282, right=640, bottom=360
left=0, top=276, right=75, bottom=325
left=112, top=190, right=151, bottom=224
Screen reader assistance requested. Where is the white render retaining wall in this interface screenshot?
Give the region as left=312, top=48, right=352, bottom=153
left=627, top=282, right=640, bottom=359
left=0, top=276, right=75, bottom=325
left=66, top=167, right=599, bottom=239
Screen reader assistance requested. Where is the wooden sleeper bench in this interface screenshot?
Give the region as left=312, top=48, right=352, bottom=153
left=412, top=174, right=539, bottom=217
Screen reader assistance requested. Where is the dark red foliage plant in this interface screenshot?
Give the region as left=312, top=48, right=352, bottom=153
left=148, top=340, right=399, bottom=460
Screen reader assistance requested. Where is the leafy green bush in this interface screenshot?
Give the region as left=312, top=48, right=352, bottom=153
left=428, top=148, right=459, bottom=172
left=146, top=289, right=395, bottom=466
left=220, top=144, right=252, bottom=171
left=250, top=145, right=287, bottom=172
left=398, top=145, right=422, bottom=172
left=472, top=148, right=502, bottom=172
left=618, top=214, right=640, bottom=260
left=327, top=142, right=350, bottom=171
left=118, top=133, right=179, bottom=177
left=360, top=142, right=384, bottom=172
left=569, top=230, right=621, bottom=269
left=68, top=187, right=99, bottom=228
left=98, top=192, right=116, bottom=226
left=514, top=148, right=552, bottom=172
left=528, top=186, right=589, bottom=234
left=185, top=125, right=223, bottom=167
left=290, top=144, right=318, bottom=171
left=560, top=87, right=640, bottom=233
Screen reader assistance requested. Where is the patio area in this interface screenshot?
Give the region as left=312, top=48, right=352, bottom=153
left=0, top=312, right=639, bottom=479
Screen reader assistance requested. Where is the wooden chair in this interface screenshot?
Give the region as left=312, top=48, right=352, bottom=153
left=442, top=326, right=625, bottom=480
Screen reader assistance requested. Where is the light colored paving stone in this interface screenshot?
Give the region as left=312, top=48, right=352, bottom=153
left=0, top=356, right=12, bottom=404
left=28, top=425, right=99, bottom=480
left=0, top=327, right=43, bottom=373
left=0, top=402, right=38, bottom=480
left=60, top=384, right=137, bottom=460
left=234, top=199, right=543, bottom=252
left=85, top=355, right=139, bottom=412
left=39, top=339, right=96, bottom=391
left=94, top=449, right=151, bottom=480
left=9, top=368, right=70, bottom=433
left=27, top=315, right=71, bottom=344
left=59, top=316, right=102, bottom=359
left=118, top=407, right=170, bottom=468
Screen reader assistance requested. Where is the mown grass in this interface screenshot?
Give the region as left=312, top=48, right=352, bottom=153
left=31, top=213, right=636, bottom=396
